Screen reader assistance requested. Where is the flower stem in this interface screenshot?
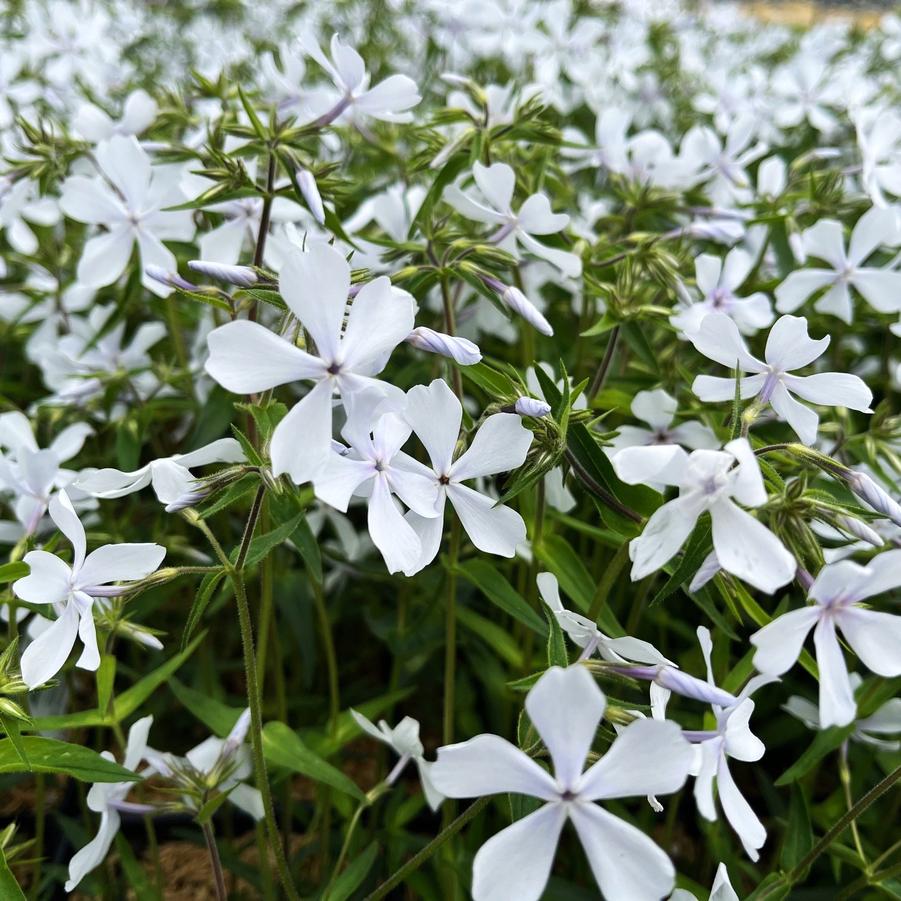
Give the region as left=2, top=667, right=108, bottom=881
left=588, top=541, right=630, bottom=622
left=201, top=820, right=228, bottom=901
left=588, top=325, right=619, bottom=401
left=311, top=577, right=340, bottom=729
left=365, top=797, right=490, bottom=901
left=788, top=762, right=901, bottom=884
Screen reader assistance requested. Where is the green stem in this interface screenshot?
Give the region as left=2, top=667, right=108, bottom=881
left=311, top=578, right=340, bottom=729
left=588, top=325, right=619, bottom=402
left=788, top=763, right=901, bottom=884
left=365, top=797, right=490, bottom=901
left=587, top=542, right=630, bottom=622
left=839, top=742, right=867, bottom=865
left=439, top=275, right=463, bottom=400
left=201, top=819, right=227, bottom=901
left=324, top=783, right=387, bottom=899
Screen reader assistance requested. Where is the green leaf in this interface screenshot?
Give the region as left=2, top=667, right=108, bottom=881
left=745, top=873, right=791, bottom=901
left=115, top=833, right=161, bottom=901
left=0, top=562, right=28, bottom=584
left=455, top=559, right=547, bottom=636
left=291, top=515, right=323, bottom=584
left=237, top=86, right=267, bottom=140
left=0, top=844, right=25, bottom=901
left=460, top=360, right=519, bottom=400
left=195, top=790, right=231, bottom=825
left=181, top=569, right=228, bottom=649
left=781, top=784, right=814, bottom=873
left=0, top=715, right=29, bottom=768
left=545, top=607, right=568, bottom=668
left=325, top=842, right=379, bottom=901
left=96, top=655, right=116, bottom=717
left=775, top=724, right=855, bottom=786
left=409, top=153, right=468, bottom=239
left=169, top=678, right=243, bottom=737
left=262, top=722, right=364, bottom=800
left=457, top=605, right=523, bottom=668
left=240, top=512, right=305, bottom=568
left=0, top=737, right=140, bottom=782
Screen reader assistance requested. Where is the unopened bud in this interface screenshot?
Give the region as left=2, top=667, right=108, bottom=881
left=405, top=327, right=481, bottom=365
left=298, top=169, right=325, bottom=224
left=482, top=276, right=553, bottom=336
left=188, top=260, right=258, bottom=287
left=612, top=663, right=738, bottom=708
left=835, top=514, right=884, bottom=547
left=846, top=470, right=901, bottom=526
left=513, top=396, right=551, bottom=418
left=164, top=488, right=208, bottom=514
left=146, top=266, right=197, bottom=292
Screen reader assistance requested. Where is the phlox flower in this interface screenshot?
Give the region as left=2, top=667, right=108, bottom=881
left=606, top=388, right=718, bottom=460
left=72, top=89, right=157, bottom=143
left=0, top=411, right=93, bottom=534
left=12, top=491, right=165, bottom=687
left=689, top=313, right=873, bottom=445
left=301, top=33, right=421, bottom=125
left=671, top=863, right=739, bottom=901
left=431, top=665, right=693, bottom=901
left=612, top=437, right=796, bottom=593
left=671, top=247, right=774, bottom=337
left=537, top=572, right=674, bottom=665
left=751, top=551, right=901, bottom=728
left=351, top=710, right=444, bottom=810
left=393, top=378, right=532, bottom=575
left=75, top=438, right=245, bottom=510
left=66, top=716, right=152, bottom=892
left=0, top=177, right=60, bottom=256
left=59, top=135, right=194, bottom=297
left=445, top=161, right=582, bottom=277
left=204, top=242, right=416, bottom=485
left=775, top=207, right=901, bottom=322
left=312, top=399, right=440, bottom=574
left=682, top=628, right=775, bottom=861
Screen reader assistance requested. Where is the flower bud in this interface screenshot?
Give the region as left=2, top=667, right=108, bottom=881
left=188, top=260, right=258, bottom=287
left=835, top=514, right=884, bottom=547
left=145, top=266, right=197, bottom=292
left=845, top=470, right=901, bottom=526
left=405, top=327, right=482, bottom=365
left=297, top=168, right=325, bottom=224
left=482, top=276, right=553, bottom=336
left=513, top=396, right=551, bottom=418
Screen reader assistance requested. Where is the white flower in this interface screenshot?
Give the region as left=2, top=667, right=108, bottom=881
left=0, top=178, right=60, bottom=256
left=12, top=491, right=165, bottom=687
left=689, top=313, right=873, bottom=445
left=613, top=437, right=796, bottom=593
left=671, top=863, right=739, bottom=901
left=65, top=715, right=153, bottom=892
left=302, top=33, right=421, bottom=125
left=751, top=551, right=901, bottom=728
left=684, top=628, right=773, bottom=861
left=538, top=572, right=673, bottom=664
left=394, top=378, right=532, bottom=575
left=445, top=162, right=582, bottom=277
left=775, top=208, right=901, bottom=322
left=75, top=438, right=245, bottom=508
left=606, top=388, right=718, bottom=459
left=771, top=56, right=839, bottom=133
left=313, top=401, right=440, bottom=574
left=59, top=135, right=194, bottom=297
left=72, top=89, right=157, bottom=143
left=430, top=665, right=693, bottom=901
left=856, top=111, right=901, bottom=207
left=204, top=242, right=416, bottom=485
left=671, top=248, right=774, bottom=337
left=351, top=710, right=444, bottom=810
left=145, top=709, right=263, bottom=821
left=0, top=412, right=92, bottom=534
left=785, top=674, right=901, bottom=752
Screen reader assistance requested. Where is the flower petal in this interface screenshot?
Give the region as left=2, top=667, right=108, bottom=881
left=13, top=550, right=71, bottom=605
left=782, top=373, right=873, bottom=413
left=526, top=665, right=606, bottom=788
left=629, top=494, right=705, bottom=580
left=270, top=379, right=335, bottom=484
left=49, top=491, right=87, bottom=570
left=205, top=320, right=324, bottom=394
left=367, top=474, right=421, bottom=574
left=569, top=801, right=676, bottom=901
left=65, top=808, right=121, bottom=892
left=431, top=733, right=558, bottom=800
left=717, top=757, right=766, bottom=860
left=78, top=544, right=165, bottom=589
left=279, top=242, right=349, bottom=363
left=580, top=718, right=691, bottom=802
left=21, top=600, right=80, bottom=687
left=689, top=312, right=763, bottom=371
left=77, top=228, right=134, bottom=289
left=446, top=483, right=526, bottom=557
left=835, top=608, right=901, bottom=678
left=471, top=803, right=567, bottom=901
left=750, top=607, right=820, bottom=675
left=813, top=617, right=857, bottom=728
left=710, top=498, right=795, bottom=593
left=451, top=413, right=532, bottom=481
left=769, top=382, right=819, bottom=446
left=340, top=277, right=416, bottom=375
left=763, top=315, right=829, bottom=371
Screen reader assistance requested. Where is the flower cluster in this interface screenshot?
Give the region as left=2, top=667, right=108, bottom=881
left=0, top=0, right=899, bottom=898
